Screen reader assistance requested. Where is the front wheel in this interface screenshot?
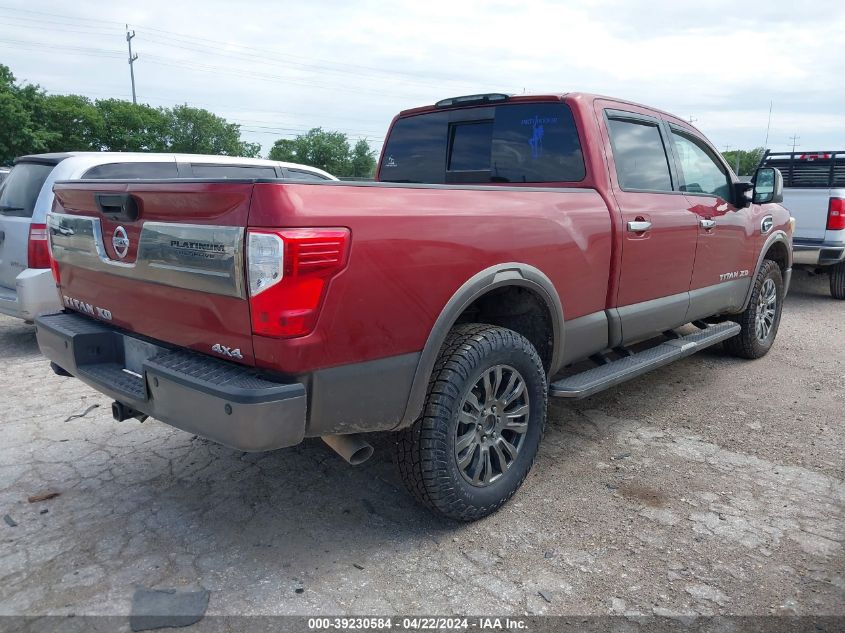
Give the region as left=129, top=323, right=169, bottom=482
left=394, top=324, right=547, bottom=521
left=723, top=259, right=784, bottom=359
left=830, top=261, right=845, bottom=300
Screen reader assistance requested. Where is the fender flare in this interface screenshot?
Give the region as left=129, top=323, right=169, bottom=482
left=397, top=263, right=565, bottom=428
left=740, top=230, right=792, bottom=311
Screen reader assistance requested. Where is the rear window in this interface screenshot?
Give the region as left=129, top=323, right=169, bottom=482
left=82, top=162, right=179, bottom=179
left=191, top=164, right=277, bottom=178
left=0, top=162, right=54, bottom=218
left=762, top=152, right=845, bottom=188
left=380, top=102, right=585, bottom=184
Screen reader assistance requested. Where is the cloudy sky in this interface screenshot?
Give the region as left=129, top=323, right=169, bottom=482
left=2, top=0, right=844, bottom=158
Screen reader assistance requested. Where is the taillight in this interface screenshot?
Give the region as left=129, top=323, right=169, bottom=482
left=247, top=228, right=350, bottom=338
left=27, top=224, right=51, bottom=269
left=828, top=198, right=845, bottom=231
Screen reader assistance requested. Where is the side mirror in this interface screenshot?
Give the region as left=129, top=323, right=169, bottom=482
left=752, top=167, right=783, bottom=204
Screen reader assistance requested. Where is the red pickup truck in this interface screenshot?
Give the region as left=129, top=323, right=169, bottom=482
left=36, top=92, right=793, bottom=521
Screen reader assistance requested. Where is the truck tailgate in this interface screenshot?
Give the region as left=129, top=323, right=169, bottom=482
left=49, top=181, right=256, bottom=365
left=783, top=188, right=833, bottom=241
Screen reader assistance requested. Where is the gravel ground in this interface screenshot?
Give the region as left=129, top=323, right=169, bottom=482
left=0, top=271, right=842, bottom=623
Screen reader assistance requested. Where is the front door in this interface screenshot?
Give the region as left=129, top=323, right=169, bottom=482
left=665, top=125, right=757, bottom=319
left=601, top=107, right=699, bottom=342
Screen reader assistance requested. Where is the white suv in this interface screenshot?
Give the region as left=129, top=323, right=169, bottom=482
left=0, top=152, right=336, bottom=321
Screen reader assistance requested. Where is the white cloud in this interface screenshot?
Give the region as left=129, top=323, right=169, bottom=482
left=1, top=0, right=843, bottom=154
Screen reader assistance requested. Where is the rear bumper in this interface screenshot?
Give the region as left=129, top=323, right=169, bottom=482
left=35, top=311, right=307, bottom=452
left=0, top=268, right=62, bottom=321
left=792, top=239, right=845, bottom=267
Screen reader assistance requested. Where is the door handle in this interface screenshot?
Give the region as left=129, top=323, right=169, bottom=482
left=627, top=220, right=652, bottom=232
left=700, top=218, right=716, bottom=230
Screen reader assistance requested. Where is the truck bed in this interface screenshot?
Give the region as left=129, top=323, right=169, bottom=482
left=50, top=178, right=613, bottom=374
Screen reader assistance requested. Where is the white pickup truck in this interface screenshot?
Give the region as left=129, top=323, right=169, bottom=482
left=759, top=151, right=845, bottom=298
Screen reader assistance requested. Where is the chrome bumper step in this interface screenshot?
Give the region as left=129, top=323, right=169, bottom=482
left=549, top=321, right=741, bottom=399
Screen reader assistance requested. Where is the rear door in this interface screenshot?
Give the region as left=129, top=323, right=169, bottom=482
left=0, top=161, right=56, bottom=290
left=599, top=106, right=698, bottom=342
left=50, top=181, right=257, bottom=365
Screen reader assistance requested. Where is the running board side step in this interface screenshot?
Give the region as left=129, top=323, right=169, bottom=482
left=549, top=322, right=741, bottom=399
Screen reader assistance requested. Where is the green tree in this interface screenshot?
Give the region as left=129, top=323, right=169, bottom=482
left=0, top=63, right=262, bottom=161
left=0, top=65, right=53, bottom=163
left=349, top=138, right=377, bottom=178
left=721, top=147, right=766, bottom=176
left=268, top=128, right=350, bottom=175
left=268, top=128, right=376, bottom=178
left=94, top=99, right=169, bottom=152
left=37, top=94, right=102, bottom=152
left=164, top=105, right=260, bottom=157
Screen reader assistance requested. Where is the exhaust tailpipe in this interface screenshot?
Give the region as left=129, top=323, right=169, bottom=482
left=321, top=434, right=374, bottom=466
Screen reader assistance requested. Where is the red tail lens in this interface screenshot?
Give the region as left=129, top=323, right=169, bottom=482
left=247, top=228, right=350, bottom=338
left=828, top=198, right=845, bottom=231
left=27, top=223, right=51, bottom=269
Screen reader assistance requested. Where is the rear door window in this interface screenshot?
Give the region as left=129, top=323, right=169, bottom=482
left=380, top=102, right=585, bottom=184
left=606, top=117, right=674, bottom=192
left=285, top=169, right=330, bottom=181
left=0, top=162, right=54, bottom=217
left=81, top=162, right=179, bottom=179
left=190, top=164, right=277, bottom=178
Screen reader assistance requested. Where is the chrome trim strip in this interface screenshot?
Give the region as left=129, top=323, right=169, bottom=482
left=48, top=213, right=245, bottom=298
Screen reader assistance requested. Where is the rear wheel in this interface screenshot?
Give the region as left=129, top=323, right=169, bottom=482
left=830, top=261, right=845, bottom=300
left=394, top=324, right=547, bottom=521
left=723, top=259, right=784, bottom=359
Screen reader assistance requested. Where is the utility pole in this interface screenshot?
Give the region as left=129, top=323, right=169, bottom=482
left=688, top=116, right=697, bottom=125
left=789, top=134, right=800, bottom=154
left=126, top=25, right=138, bottom=105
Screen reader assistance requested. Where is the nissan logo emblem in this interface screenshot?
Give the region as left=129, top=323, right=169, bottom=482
left=112, top=226, right=130, bottom=259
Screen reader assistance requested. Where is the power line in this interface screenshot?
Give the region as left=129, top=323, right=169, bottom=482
left=0, top=35, right=418, bottom=100
left=0, top=37, right=124, bottom=59
left=0, top=5, right=471, bottom=89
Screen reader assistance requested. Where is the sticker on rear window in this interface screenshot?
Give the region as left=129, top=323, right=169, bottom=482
left=522, top=115, right=560, bottom=160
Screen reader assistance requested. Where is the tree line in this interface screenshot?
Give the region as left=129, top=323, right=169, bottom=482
left=0, top=64, right=376, bottom=178
left=721, top=148, right=766, bottom=176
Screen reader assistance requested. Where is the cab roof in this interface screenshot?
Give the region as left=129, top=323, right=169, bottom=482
left=398, top=92, right=700, bottom=134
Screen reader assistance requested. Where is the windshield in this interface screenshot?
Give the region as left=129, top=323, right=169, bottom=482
left=379, top=102, right=585, bottom=184
left=0, top=162, right=54, bottom=217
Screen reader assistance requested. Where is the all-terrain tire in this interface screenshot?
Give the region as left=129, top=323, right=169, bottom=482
left=394, top=324, right=547, bottom=521
left=830, top=261, right=845, bottom=300
left=723, top=259, right=784, bottom=359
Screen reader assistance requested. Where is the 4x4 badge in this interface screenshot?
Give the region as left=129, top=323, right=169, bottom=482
left=112, top=226, right=129, bottom=259
left=211, top=343, right=243, bottom=360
